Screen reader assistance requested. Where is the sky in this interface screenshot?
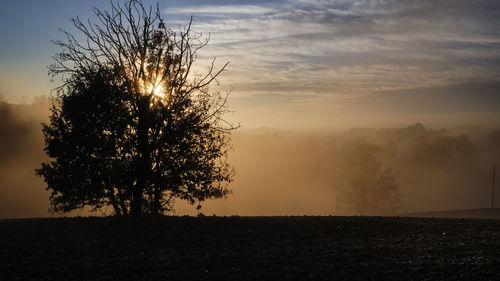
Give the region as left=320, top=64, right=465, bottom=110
left=1, top=0, right=500, bottom=129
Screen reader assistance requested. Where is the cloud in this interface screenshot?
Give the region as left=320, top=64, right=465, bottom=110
left=371, top=81, right=500, bottom=113
left=164, top=5, right=275, bottom=16
left=230, top=93, right=316, bottom=109
left=171, top=0, right=500, bottom=103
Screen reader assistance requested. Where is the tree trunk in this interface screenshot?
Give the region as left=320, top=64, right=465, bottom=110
left=152, top=186, right=161, bottom=215
left=130, top=187, right=143, bottom=215
left=117, top=188, right=129, bottom=215
left=130, top=95, right=151, bottom=215
left=108, top=187, right=122, bottom=216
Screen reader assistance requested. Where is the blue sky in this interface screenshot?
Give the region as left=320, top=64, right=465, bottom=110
left=1, top=0, right=500, bottom=128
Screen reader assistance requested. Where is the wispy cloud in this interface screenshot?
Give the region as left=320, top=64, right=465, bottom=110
left=162, top=0, right=500, bottom=127
left=164, top=5, right=275, bottom=16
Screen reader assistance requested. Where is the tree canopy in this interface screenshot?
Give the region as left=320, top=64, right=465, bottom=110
left=336, top=140, right=403, bottom=215
left=37, top=0, right=236, bottom=215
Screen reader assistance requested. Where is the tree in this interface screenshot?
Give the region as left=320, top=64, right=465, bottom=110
left=335, top=140, right=402, bottom=215
left=36, top=0, right=237, bottom=215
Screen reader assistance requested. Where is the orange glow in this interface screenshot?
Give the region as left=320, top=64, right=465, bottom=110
left=147, top=83, right=164, bottom=98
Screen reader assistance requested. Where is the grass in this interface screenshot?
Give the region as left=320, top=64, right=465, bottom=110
left=1, top=216, right=499, bottom=280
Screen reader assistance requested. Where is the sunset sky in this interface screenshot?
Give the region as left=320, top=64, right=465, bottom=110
left=1, top=0, right=500, bottom=129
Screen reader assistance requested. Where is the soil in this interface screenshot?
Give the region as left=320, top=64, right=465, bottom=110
left=1, top=216, right=499, bottom=280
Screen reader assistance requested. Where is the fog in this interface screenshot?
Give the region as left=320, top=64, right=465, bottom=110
left=1, top=98, right=499, bottom=218
left=0, top=97, right=51, bottom=218
left=192, top=124, right=500, bottom=216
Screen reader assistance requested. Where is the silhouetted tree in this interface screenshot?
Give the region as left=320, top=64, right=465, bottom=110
left=336, top=140, right=402, bottom=215
left=36, top=0, right=236, bottom=215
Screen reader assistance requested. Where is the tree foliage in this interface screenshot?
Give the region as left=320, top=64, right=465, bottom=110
left=336, top=140, right=402, bottom=215
left=36, top=0, right=236, bottom=215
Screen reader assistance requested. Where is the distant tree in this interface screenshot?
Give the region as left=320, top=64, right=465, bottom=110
left=36, top=0, right=236, bottom=215
left=412, top=134, right=475, bottom=167
left=335, top=140, right=402, bottom=215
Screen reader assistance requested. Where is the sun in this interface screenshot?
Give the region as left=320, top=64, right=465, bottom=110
left=147, top=83, right=164, bottom=98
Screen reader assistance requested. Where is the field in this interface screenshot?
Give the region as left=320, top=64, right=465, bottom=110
left=1, top=216, right=499, bottom=280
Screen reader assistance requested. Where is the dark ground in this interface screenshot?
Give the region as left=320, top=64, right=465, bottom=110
left=1, top=216, right=499, bottom=280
